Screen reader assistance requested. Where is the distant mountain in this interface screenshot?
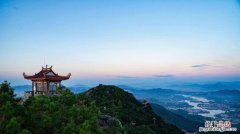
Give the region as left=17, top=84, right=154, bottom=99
left=13, top=85, right=32, bottom=91
left=117, top=85, right=138, bottom=92
left=170, top=81, right=240, bottom=91
left=150, top=103, right=202, bottom=131
left=13, top=84, right=90, bottom=97
left=13, top=85, right=31, bottom=97
left=84, top=84, right=184, bottom=134
left=118, top=85, right=181, bottom=95
left=135, top=88, right=180, bottom=94
left=211, top=89, right=240, bottom=96
left=68, top=84, right=90, bottom=93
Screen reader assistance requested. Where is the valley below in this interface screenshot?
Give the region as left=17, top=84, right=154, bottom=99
left=124, top=86, right=240, bottom=130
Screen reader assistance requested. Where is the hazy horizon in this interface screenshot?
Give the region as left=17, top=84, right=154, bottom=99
left=1, top=0, right=240, bottom=87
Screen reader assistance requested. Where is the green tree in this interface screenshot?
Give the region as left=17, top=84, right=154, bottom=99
left=0, top=81, right=15, bottom=105
left=0, top=81, right=18, bottom=133
left=22, top=86, right=102, bottom=134
left=0, top=81, right=103, bottom=133
left=6, top=117, right=21, bottom=134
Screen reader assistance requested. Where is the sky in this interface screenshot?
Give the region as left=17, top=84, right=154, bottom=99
left=0, top=0, right=240, bottom=87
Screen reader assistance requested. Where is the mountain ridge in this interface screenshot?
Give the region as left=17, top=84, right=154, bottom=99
left=84, top=84, right=184, bottom=134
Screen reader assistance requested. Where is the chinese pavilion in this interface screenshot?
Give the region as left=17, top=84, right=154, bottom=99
left=23, top=65, right=71, bottom=98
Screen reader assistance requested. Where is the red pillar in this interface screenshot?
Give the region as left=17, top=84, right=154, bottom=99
left=32, top=81, right=34, bottom=92
left=47, top=81, right=49, bottom=93
left=42, top=81, right=44, bottom=92
left=35, top=82, right=38, bottom=92
left=32, top=81, right=34, bottom=96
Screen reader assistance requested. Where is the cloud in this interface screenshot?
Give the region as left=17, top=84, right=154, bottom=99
left=234, top=64, right=240, bottom=68
left=153, top=74, right=173, bottom=78
left=116, top=76, right=135, bottom=79
left=191, top=64, right=209, bottom=68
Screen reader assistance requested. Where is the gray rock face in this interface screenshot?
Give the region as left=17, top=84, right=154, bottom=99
left=99, top=115, right=123, bottom=129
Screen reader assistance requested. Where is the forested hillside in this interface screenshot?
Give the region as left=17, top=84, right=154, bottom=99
left=0, top=81, right=101, bottom=134
left=85, top=84, right=183, bottom=134
left=0, top=81, right=183, bottom=134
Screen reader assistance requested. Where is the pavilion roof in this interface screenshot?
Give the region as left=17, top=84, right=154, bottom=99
left=23, top=66, right=71, bottom=81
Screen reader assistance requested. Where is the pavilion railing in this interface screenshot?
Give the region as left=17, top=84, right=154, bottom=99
left=24, top=90, right=60, bottom=99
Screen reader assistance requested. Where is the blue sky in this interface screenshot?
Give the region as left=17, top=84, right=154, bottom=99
left=0, top=0, right=240, bottom=87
